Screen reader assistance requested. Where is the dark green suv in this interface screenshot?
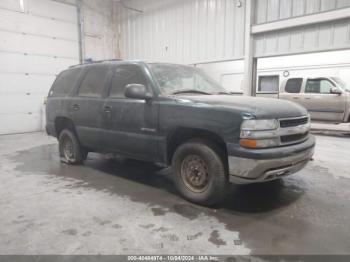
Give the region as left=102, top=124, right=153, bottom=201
left=46, top=60, right=315, bottom=205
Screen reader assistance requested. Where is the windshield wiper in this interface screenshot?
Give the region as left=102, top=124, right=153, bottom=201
left=172, top=89, right=212, bottom=95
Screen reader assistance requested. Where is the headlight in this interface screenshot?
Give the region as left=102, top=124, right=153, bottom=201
left=241, top=119, right=279, bottom=131
left=240, top=119, right=279, bottom=148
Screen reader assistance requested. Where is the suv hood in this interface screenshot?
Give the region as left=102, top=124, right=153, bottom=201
left=174, top=94, right=308, bottom=119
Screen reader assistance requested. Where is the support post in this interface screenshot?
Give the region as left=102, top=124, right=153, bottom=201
left=243, top=0, right=256, bottom=96
left=77, top=0, right=85, bottom=63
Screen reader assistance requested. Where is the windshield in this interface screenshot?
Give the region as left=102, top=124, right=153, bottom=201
left=331, top=77, right=350, bottom=92
left=148, top=64, right=226, bottom=95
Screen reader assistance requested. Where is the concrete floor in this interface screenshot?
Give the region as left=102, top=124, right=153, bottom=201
left=0, top=132, right=350, bottom=255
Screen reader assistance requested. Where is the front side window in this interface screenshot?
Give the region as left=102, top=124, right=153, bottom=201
left=50, top=68, right=82, bottom=97
left=305, top=79, right=335, bottom=94
left=78, top=66, right=109, bottom=97
left=109, top=65, right=147, bottom=98
left=285, top=78, right=303, bottom=93
left=149, top=64, right=226, bottom=95
left=258, top=75, right=279, bottom=93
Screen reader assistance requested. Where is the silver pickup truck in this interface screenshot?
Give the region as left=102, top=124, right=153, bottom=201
left=279, top=77, right=350, bottom=122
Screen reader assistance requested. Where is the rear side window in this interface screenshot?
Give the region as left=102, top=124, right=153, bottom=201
left=109, top=65, right=147, bottom=98
left=50, top=68, right=81, bottom=97
left=285, top=78, right=303, bottom=93
left=78, top=66, right=109, bottom=97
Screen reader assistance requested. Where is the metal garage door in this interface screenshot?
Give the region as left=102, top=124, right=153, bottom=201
left=0, top=0, right=79, bottom=135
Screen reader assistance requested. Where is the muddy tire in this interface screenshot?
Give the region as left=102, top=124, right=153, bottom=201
left=172, top=139, right=228, bottom=206
left=58, top=129, right=87, bottom=164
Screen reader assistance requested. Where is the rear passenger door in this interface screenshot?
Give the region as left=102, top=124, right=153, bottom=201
left=279, top=78, right=304, bottom=104
left=69, top=65, right=111, bottom=149
left=101, top=64, right=159, bottom=161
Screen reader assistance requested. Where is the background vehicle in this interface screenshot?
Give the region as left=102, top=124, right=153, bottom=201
left=279, top=77, right=350, bottom=122
left=46, top=61, right=315, bottom=206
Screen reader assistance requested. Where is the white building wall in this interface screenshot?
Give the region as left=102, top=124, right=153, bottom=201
left=253, top=0, right=350, bottom=57
left=0, top=0, right=79, bottom=135
left=254, top=18, right=350, bottom=58
left=196, top=50, right=350, bottom=95
left=81, top=0, right=118, bottom=61
left=115, top=0, right=245, bottom=64
left=254, top=0, right=350, bottom=24
left=0, top=0, right=118, bottom=135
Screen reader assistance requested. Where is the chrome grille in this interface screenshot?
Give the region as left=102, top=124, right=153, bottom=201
left=278, top=116, right=310, bottom=145
left=280, top=116, right=309, bottom=128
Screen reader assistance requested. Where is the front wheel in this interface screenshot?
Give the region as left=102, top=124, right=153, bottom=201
left=172, top=139, right=228, bottom=206
left=58, top=129, right=87, bottom=164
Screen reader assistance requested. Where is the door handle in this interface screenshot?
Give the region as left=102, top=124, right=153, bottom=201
left=71, top=104, right=80, bottom=111
left=292, top=97, right=299, bottom=99
left=305, top=97, right=311, bottom=100
left=104, top=106, right=112, bottom=113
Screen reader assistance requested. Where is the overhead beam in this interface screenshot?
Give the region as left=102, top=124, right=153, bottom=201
left=252, top=7, right=350, bottom=34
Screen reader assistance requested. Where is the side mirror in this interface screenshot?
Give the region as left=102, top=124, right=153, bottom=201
left=125, top=84, right=152, bottom=100
left=330, top=87, right=342, bottom=95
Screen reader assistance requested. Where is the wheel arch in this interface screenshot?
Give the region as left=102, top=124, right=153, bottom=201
left=166, top=127, right=228, bottom=166
left=54, top=116, right=77, bottom=138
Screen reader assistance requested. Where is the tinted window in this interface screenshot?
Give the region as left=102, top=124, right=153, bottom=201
left=285, top=78, right=303, bottom=93
left=109, top=65, right=147, bottom=98
left=258, top=75, right=279, bottom=92
left=305, top=79, right=335, bottom=94
left=78, top=66, right=109, bottom=97
left=50, top=68, right=81, bottom=97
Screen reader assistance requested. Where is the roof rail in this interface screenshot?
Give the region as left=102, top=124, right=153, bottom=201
left=69, top=58, right=123, bottom=68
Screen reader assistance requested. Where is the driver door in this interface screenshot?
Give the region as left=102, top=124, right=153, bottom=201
left=100, top=64, right=159, bottom=161
left=302, top=78, right=346, bottom=122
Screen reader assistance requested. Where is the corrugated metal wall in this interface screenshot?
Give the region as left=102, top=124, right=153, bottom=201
left=253, top=0, right=350, bottom=57
left=254, top=0, right=350, bottom=24
left=116, top=0, right=245, bottom=64
left=254, top=18, right=350, bottom=57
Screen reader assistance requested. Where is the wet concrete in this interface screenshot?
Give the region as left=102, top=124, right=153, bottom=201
left=0, top=132, right=350, bottom=254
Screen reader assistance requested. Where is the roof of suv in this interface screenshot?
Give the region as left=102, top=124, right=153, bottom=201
left=68, top=59, right=193, bottom=70
left=68, top=59, right=142, bottom=69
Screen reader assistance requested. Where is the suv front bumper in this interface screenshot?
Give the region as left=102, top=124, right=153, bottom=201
left=226, top=135, right=315, bottom=184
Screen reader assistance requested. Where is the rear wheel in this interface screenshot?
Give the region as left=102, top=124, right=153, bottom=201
left=172, top=139, right=228, bottom=206
left=58, top=129, right=87, bottom=164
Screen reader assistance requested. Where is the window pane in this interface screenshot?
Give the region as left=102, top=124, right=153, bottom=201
left=109, top=65, right=146, bottom=98
left=50, top=68, right=81, bottom=97
left=305, top=79, right=334, bottom=94
left=320, top=80, right=334, bottom=93
left=258, top=75, right=279, bottom=92
left=305, top=80, right=320, bottom=93
left=285, top=78, right=302, bottom=93
left=78, top=67, right=109, bottom=97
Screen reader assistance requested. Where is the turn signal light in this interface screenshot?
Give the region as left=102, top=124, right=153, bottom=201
left=239, top=139, right=257, bottom=148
